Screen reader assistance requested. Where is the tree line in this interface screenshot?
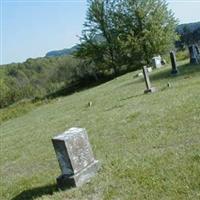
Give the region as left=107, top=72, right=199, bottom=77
left=0, top=56, right=99, bottom=108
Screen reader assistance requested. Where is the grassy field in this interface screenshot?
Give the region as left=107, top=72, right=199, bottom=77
left=0, top=61, right=200, bottom=200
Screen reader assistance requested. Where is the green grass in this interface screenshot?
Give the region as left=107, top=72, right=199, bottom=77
left=0, top=100, right=48, bottom=125
left=0, top=61, right=200, bottom=200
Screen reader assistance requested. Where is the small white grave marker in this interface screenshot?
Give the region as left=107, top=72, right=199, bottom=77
left=152, top=56, right=162, bottom=68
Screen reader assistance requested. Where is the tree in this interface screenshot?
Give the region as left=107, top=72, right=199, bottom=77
left=76, top=0, right=124, bottom=76
left=77, top=0, right=178, bottom=74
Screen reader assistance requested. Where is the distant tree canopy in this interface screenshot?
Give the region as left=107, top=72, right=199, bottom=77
left=76, top=0, right=178, bottom=75
left=0, top=56, right=97, bottom=108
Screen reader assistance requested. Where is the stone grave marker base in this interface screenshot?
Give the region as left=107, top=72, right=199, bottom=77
left=171, top=70, right=179, bottom=75
left=57, top=160, right=100, bottom=189
left=144, top=87, right=156, bottom=94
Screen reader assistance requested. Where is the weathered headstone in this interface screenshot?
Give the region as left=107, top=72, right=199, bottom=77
left=189, top=45, right=200, bottom=64
left=52, top=127, right=100, bottom=189
left=170, top=51, right=178, bottom=75
left=142, top=66, right=156, bottom=93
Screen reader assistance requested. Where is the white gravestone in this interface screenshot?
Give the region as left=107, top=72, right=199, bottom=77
left=152, top=56, right=162, bottom=68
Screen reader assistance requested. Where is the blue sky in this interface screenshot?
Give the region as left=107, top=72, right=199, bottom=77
left=0, top=0, right=200, bottom=65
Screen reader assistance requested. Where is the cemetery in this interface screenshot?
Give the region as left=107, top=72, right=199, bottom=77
left=0, top=56, right=200, bottom=200
left=0, top=0, right=200, bottom=200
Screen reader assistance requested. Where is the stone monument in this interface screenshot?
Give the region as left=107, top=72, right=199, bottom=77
left=52, top=127, right=100, bottom=189
left=142, top=66, right=156, bottom=93
left=170, top=51, right=178, bottom=75
left=189, top=45, right=200, bottom=64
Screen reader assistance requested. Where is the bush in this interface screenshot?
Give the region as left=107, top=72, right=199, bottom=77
left=176, top=50, right=189, bottom=61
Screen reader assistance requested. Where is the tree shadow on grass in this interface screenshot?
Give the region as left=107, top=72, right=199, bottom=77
left=11, top=184, right=59, bottom=200
left=44, top=75, right=115, bottom=100
left=119, top=93, right=143, bottom=101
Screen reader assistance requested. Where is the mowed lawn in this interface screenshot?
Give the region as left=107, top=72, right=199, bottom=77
left=0, top=62, right=200, bottom=200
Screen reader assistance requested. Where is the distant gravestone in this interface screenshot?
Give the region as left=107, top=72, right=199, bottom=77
left=189, top=45, right=200, bottom=64
left=170, top=51, right=179, bottom=75
left=52, top=127, right=100, bottom=189
left=142, top=66, right=156, bottom=93
left=152, top=56, right=162, bottom=68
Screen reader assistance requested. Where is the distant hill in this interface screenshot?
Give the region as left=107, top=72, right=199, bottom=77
left=45, top=45, right=79, bottom=57
left=45, top=35, right=105, bottom=58
left=176, top=22, right=200, bottom=34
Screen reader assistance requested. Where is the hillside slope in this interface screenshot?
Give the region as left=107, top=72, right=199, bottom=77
left=0, top=61, right=200, bottom=200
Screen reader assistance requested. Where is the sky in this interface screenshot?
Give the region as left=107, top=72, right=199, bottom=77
left=0, top=0, right=200, bottom=65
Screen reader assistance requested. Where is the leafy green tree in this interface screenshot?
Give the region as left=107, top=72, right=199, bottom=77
left=120, top=0, right=178, bottom=64
left=77, top=0, right=178, bottom=73
left=76, top=0, right=124, bottom=75
left=0, top=52, right=105, bottom=108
